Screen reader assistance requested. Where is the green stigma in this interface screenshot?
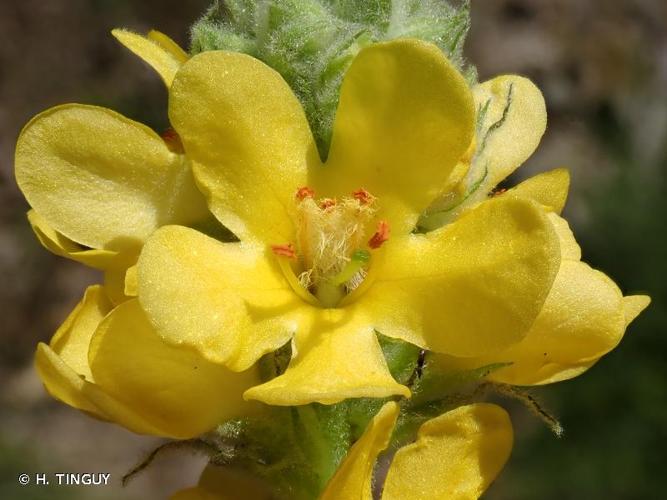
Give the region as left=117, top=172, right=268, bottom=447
left=332, top=249, right=370, bottom=286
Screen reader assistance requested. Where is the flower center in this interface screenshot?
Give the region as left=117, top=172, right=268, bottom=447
left=271, top=187, right=390, bottom=307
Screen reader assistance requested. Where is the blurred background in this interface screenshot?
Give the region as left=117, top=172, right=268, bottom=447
left=0, top=1, right=664, bottom=498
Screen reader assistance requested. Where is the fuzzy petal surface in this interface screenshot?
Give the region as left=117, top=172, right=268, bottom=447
left=147, top=30, right=189, bottom=63
left=103, top=267, right=136, bottom=306
left=320, top=402, right=399, bottom=500
left=509, top=168, right=570, bottom=214
left=34, top=289, right=168, bottom=435
left=623, top=295, right=651, bottom=326
left=35, top=344, right=106, bottom=419
left=89, top=299, right=260, bottom=439
left=35, top=285, right=113, bottom=416
left=472, top=75, right=547, bottom=193
left=437, top=264, right=649, bottom=386
left=358, top=196, right=560, bottom=357
left=382, top=403, right=513, bottom=500
left=49, top=285, right=112, bottom=379
left=169, top=50, right=319, bottom=244
left=112, top=29, right=185, bottom=86
left=27, top=210, right=127, bottom=270
left=548, top=213, right=581, bottom=260
left=138, top=225, right=302, bottom=371
left=15, top=104, right=209, bottom=252
left=244, top=310, right=409, bottom=405
left=321, top=39, right=475, bottom=233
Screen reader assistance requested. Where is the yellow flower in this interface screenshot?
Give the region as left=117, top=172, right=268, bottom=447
left=135, top=38, right=563, bottom=406
left=414, top=73, right=649, bottom=385
left=173, top=402, right=512, bottom=500
left=18, top=30, right=259, bottom=439
left=428, top=172, right=650, bottom=386
left=15, top=29, right=204, bottom=304
left=35, top=285, right=260, bottom=438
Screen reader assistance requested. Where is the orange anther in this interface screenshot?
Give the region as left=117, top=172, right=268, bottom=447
left=492, top=188, right=507, bottom=197
left=368, top=220, right=390, bottom=249
left=161, top=127, right=184, bottom=153
left=319, top=198, right=337, bottom=210
left=296, top=186, right=315, bottom=201
left=271, top=243, right=296, bottom=259
left=352, top=188, right=375, bottom=205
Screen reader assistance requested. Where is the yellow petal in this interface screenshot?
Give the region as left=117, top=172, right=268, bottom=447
left=623, top=295, right=651, bottom=326
left=171, top=466, right=273, bottom=500
left=244, top=309, right=410, bottom=405
left=49, top=285, right=113, bottom=380
left=510, top=168, right=570, bottom=214
left=529, top=361, right=598, bottom=385
left=124, top=264, right=138, bottom=296
left=472, top=75, right=547, bottom=193
left=358, top=196, right=560, bottom=357
left=35, top=308, right=167, bottom=435
left=112, top=29, right=184, bottom=87
left=35, top=343, right=110, bottom=420
left=382, top=403, right=513, bottom=500
left=103, top=267, right=134, bottom=306
left=320, top=402, right=399, bottom=500
left=15, top=104, right=209, bottom=251
left=37, top=340, right=183, bottom=436
left=548, top=213, right=581, bottom=261
left=35, top=285, right=113, bottom=416
left=446, top=261, right=628, bottom=386
left=169, top=51, right=319, bottom=244
left=147, top=30, right=189, bottom=63
left=322, top=39, right=475, bottom=234
left=89, top=299, right=260, bottom=439
left=27, top=210, right=128, bottom=270
left=138, top=225, right=302, bottom=371
left=38, top=341, right=168, bottom=435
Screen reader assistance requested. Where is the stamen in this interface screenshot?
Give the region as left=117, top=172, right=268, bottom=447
left=296, top=186, right=315, bottom=201
left=368, top=220, right=390, bottom=249
left=289, top=187, right=381, bottom=305
left=352, top=188, right=375, bottom=205
left=319, top=198, right=337, bottom=210
left=332, top=249, right=370, bottom=285
left=271, top=243, right=296, bottom=259
left=491, top=188, right=507, bottom=197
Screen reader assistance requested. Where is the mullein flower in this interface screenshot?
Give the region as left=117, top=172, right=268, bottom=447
left=36, top=285, right=259, bottom=438
left=17, top=30, right=259, bottom=438
left=134, top=38, right=564, bottom=406
left=13, top=2, right=650, bottom=495
left=15, top=29, right=202, bottom=303
left=415, top=74, right=650, bottom=384
left=430, top=170, right=651, bottom=385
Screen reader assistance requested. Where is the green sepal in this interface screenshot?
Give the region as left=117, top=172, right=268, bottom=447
left=294, top=403, right=351, bottom=489
left=210, top=410, right=322, bottom=500
left=408, top=355, right=511, bottom=408
left=257, top=340, right=292, bottom=382
left=377, top=332, right=422, bottom=385
left=337, top=333, right=422, bottom=440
